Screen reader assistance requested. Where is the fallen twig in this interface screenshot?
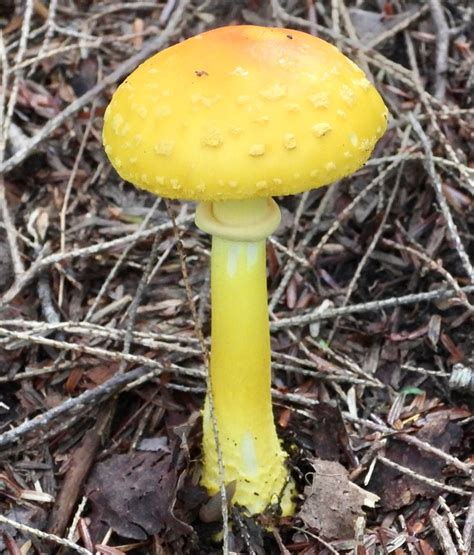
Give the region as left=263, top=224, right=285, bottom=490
left=377, top=455, right=471, bottom=497
left=0, top=364, right=171, bottom=450
left=463, top=494, right=474, bottom=552
left=429, top=509, right=458, bottom=555
left=428, top=0, right=450, bottom=100
left=409, top=114, right=473, bottom=282
left=0, top=215, right=194, bottom=307
left=0, top=514, right=91, bottom=555
left=438, top=496, right=468, bottom=555
left=166, top=200, right=230, bottom=555
left=271, top=285, right=474, bottom=329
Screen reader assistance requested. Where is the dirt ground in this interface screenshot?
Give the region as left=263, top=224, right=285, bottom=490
left=0, top=1, right=473, bottom=554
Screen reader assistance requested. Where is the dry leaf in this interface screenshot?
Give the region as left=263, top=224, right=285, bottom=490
left=369, top=415, right=463, bottom=509
left=310, top=402, right=357, bottom=466
left=298, top=459, right=379, bottom=540
left=86, top=451, right=191, bottom=541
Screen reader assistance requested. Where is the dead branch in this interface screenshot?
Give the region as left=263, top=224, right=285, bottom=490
left=409, top=114, right=474, bottom=282
left=271, top=285, right=474, bottom=329
left=0, top=364, right=164, bottom=450
left=0, top=514, right=91, bottom=555
left=429, top=509, right=458, bottom=555
left=0, top=215, right=194, bottom=307
left=166, top=200, right=230, bottom=555
left=429, top=0, right=450, bottom=100
left=463, top=494, right=474, bottom=552
left=377, top=456, right=470, bottom=497
left=438, top=496, right=468, bottom=555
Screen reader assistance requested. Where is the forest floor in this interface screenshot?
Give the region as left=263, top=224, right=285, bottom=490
left=0, top=1, right=473, bottom=554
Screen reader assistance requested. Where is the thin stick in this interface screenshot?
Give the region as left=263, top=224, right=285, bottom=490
left=331, top=0, right=341, bottom=47
left=271, top=285, right=474, bottom=329
left=344, top=414, right=472, bottom=474
left=311, top=154, right=409, bottom=262
left=438, top=496, right=468, bottom=555
left=4, top=0, right=35, bottom=137
left=463, top=494, right=474, bottom=552
left=0, top=215, right=194, bottom=307
left=58, top=102, right=97, bottom=307
left=84, top=198, right=161, bottom=321
left=0, top=363, right=172, bottom=450
left=67, top=496, right=88, bottom=542
left=0, top=514, right=91, bottom=555
left=337, top=0, right=372, bottom=78
left=292, top=526, right=340, bottom=554
left=328, top=128, right=410, bottom=341
left=28, top=0, right=59, bottom=75
left=384, top=238, right=472, bottom=311
left=269, top=183, right=337, bottom=312
left=120, top=232, right=162, bottom=365
left=366, top=5, right=430, bottom=49
left=165, top=201, right=230, bottom=555
left=428, top=0, right=450, bottom=100
left=0, top=326, right=204, bottom=378
left=408, top=114, right=473, bottom=282
left=405, top=33, right=474, bottom=206
left=377, top=456, right=470, bottom=497
left=429, top=510, right=458, bottom=555
left=0, top=32, right=24, bottom=278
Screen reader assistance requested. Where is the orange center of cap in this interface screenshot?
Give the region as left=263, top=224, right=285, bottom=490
left=103, top=25, right=388, bottom=201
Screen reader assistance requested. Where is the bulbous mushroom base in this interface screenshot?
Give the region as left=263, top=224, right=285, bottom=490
left=201, top=400, right=295, bottom=516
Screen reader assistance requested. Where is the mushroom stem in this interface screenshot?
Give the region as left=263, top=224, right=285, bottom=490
left=198, top=199, right=294, bottom=515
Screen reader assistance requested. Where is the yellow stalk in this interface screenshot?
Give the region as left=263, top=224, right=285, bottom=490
left=201, top=233, right=294, bottom=515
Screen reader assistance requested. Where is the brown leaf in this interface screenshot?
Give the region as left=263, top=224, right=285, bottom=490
left=310, top=402, right=357, bottom=467
left=1, top=533, right=22, bottom=555
left=3, top=15, right=22, bottom=35
left=267, top=250, right=279, bottom=284
left=389, top=324, right=429, bottom=342
left=64, top=368, right=84, bottom=394
left=369, top=415, right=463, bottom=510
left=86, top=451, right=191, bottom=541
left=298, top=459, right=379, bottom=541
left=418, top=538, right=437, bottom=555
left=85, top=364, right=118, bottom=387
left=440, top=332, right=464, bottom=363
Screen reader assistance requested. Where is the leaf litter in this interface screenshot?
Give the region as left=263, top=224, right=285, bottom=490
left=86, top=451, right=191, bottom=542
left=298, top=459, right=379, bottom=541
left=0, top=0, right=473, bottom=554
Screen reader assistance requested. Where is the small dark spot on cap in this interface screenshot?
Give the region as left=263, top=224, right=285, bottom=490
left=286, top=34, right=293, bottom=39
left=195, top=70, right=209, bottom=77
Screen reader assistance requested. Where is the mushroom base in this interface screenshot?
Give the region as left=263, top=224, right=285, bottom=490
left=200, top=235, right=295, bottom=516
left=202, top=399, right=294, bottom=516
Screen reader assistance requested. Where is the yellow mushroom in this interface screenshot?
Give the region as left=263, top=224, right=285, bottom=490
left=103, top=25, right=388, bottom=516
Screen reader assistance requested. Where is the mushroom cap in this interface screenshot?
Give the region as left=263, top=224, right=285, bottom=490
left=103, top=25, right=388, bottom=201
